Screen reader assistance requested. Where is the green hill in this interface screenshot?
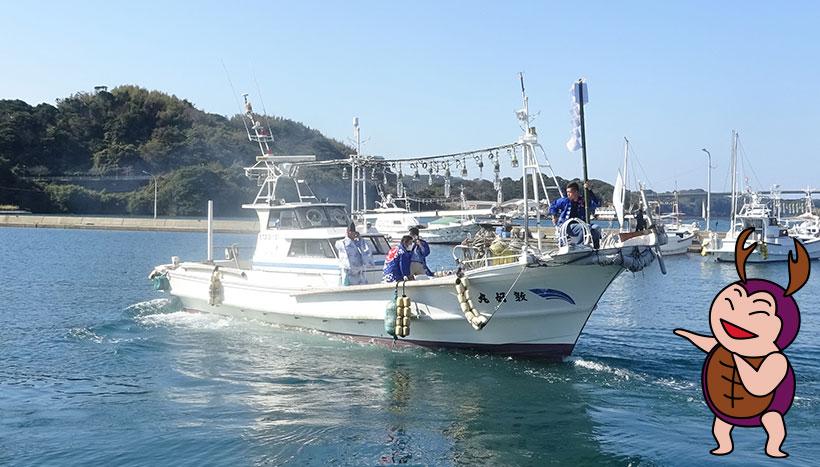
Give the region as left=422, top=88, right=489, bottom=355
left=0, top=86, right=355, bottom=216
left=1, top=85, right=623, bottom=216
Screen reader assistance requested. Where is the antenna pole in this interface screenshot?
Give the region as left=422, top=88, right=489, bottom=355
left=730, top=130, right=738, bottom=232
left=519, top=73, right=530, bottom=244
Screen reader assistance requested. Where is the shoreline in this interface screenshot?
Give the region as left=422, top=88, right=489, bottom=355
left=0, top=214, right=258, bottom=233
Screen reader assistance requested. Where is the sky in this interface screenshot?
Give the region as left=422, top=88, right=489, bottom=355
left=2, top=0, right=819, bottom=194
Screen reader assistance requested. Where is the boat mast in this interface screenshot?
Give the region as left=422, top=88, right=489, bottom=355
left=730, top=130, right=738, bottom=233
left=622, top=137, right=629, bottom=230
left=577, top=79, right=591, bottom=223
left=356, top=118, right=367, bottom=213
left=350, top=118, right=358, bottom=215
left=517, top=73, right=541, bottom=250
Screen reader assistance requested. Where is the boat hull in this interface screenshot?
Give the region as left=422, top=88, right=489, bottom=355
left=708, top=236, right=820, bottom=262
left=660, top=232, right=695, bottom=255
left=162, top=257, right=624, bottom=359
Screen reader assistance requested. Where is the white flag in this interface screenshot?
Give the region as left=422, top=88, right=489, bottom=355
left=565, top=81, right=588, bottom=152
left=613, top=171, right=625, bottom=227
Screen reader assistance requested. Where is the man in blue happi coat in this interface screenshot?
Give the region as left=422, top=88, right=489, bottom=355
left=548, top=180, right=601, bottom=248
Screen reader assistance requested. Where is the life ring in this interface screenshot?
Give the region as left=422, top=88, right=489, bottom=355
left=305, top=208, right=324, bottom=226
left=328, top=208, right=348, bottom=225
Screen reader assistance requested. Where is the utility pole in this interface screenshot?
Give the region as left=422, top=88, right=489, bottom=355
left=701, top=149, right=711, bottom=232
left=143, top=170, right=158, bottom=219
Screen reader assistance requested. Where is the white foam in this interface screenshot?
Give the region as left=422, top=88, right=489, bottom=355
left=126, top=297, right=177, bottom=315
left=571, top=358, right=641, bottom=382
left=68, top=327, right=104, bottom=344
left=136, top=310, right=233, bottom=330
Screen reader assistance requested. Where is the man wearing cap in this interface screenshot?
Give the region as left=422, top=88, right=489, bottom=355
left=335, top=223, right=374, bottom=286
left=408, top=226, right=433, bottom=277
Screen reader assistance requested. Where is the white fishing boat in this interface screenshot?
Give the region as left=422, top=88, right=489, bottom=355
left=703, top=132, right=820, bottom=262
left=364, top=193, right=480, bottom=244
left=604, top=138, right=674, bottom=257
left=705, top=191, right=820, bottom=262
left=656, top=192, right=698, bottom=255
left=784, top=189, right=820, bottom=240
left=149, top=86, right=662, bottom=359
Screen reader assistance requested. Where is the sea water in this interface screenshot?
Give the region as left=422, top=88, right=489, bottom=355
left=1, top=227, right=818, bottom=466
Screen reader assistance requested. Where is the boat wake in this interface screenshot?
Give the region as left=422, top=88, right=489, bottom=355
left=568, top=357, right=697, bottom=392
left=136, top=309, right=234, bottom=330
left=127, top=297, right=234, bottom=330
left=126, top=297, right=181, bottom=316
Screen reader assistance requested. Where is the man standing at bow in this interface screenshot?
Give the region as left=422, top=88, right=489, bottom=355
left=548, top=180, right=601, bottom=248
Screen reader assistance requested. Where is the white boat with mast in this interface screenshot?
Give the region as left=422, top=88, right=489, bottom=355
left=345, top=119, right=486, bottom=244
left=148, top=81, right=663, bottom=359
left=363, top=189, right=484, bottom=244
left=703, top=131, right=820, bottom=262
left=784, top=187, right=820, bottom=240
left=606, top=138, right=679, bottom=255
left=656, top=189, right=698, bottom=255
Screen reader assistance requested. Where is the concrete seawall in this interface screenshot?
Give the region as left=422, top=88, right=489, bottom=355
left=0, top=214, right=259, bottom=233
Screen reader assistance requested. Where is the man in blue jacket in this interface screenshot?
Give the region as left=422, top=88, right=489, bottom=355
left=548, top=180, right=601, bottom=248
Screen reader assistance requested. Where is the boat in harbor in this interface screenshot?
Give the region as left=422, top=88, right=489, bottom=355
left=148, top=86, right=663, bottom=359
left=703, top=132, right=820, bottom=262
left=364, top=192, right=481, bottom=244
left=656, top=192, right=698, bottom=255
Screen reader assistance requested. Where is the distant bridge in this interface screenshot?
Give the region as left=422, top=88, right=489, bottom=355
left=21, top=174, right=152, bottom=183
left=648, top=190, right=815, bottom=198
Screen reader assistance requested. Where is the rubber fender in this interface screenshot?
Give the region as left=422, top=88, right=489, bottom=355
left=460, top=276, right=469, bottom=289
left=466, top=299, right=475, bottom=310
left=459, top=301, right=471, bottom=313
left=463, top=289, right=471, bottom=302
left=385, top=300, right=398, bottom=336
left=401, top=326, right=409, bottom=337
left=455, top=283, right=465, bottom=295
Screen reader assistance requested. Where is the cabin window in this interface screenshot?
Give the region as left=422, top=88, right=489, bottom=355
left=288, top=239, right=337, bottom=258
left=299, top=207, right=329, bottom=227
left=268, top=206, right=350, bottom=230
left=326, top=207, right=350, bottom=227
left=369, top=236, right=390, bottom=254
left=393, top=220, right=402, bottom=225
left=279, top=210, right=299, bottom=229
left=267, top=211, right=281, bottom=229
left=333, top=236, right=390, bottom=254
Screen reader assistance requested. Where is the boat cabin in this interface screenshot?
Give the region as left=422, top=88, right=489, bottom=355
left=245, top=203, right=390, bottom=277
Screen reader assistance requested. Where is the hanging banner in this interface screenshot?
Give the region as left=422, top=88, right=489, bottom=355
left=565, top=81, right=588, bottom=152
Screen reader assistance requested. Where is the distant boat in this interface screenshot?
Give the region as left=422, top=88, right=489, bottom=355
left=601, top=138, right=669, bottom=260
left=656, top=191, right=698, bottom=255
left=702, top=132, right=820, bottom=262
left=363, top=192, right=481, bottom=244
